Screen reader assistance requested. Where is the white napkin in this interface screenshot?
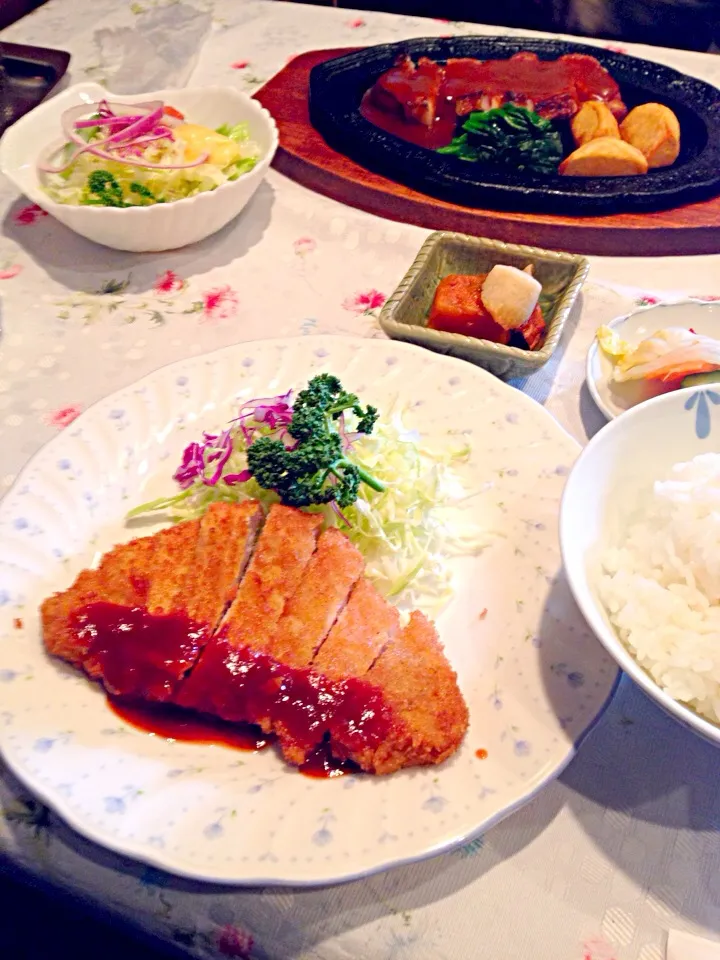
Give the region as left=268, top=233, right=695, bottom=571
left=668, top=931, right=720, bottom=959
left=93, top=3, right=212, bottom=94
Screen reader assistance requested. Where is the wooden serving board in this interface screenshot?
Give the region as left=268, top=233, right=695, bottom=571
left=253, top=48, right=720, bottom=257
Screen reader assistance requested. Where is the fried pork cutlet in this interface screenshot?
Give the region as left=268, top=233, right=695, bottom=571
left=42, top=502, right=262, bottom=701
left=312, top=578, right=399, bottom=681
left=42, top=502, right=469, bottom=775
left=183, top=500, right=264, bottom=628
left=270, top=527, right=364, bottom=669
left=272, top=577, right=401, bottom=766
left=267, top=528, right=365, bottom=762
left=332, top=611, right=469, bottom=775
left=175, top=504, right=323, bottom=720
left=41, top=533, right=158, bottom=671
left=83, top=521, right=202, bottom=694
left=222, top=504, right=323, bottom=652
left=88, top=501, right=265, bottom=701
left=145, top=519, right=202, bottom=616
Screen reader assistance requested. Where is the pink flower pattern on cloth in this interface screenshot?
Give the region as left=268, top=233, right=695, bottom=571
left=216, top=924, right=255, bottom=958
left=13, top=204, right=47, bottom=225
left=342, top=289, right=386, bottom=314
left=45, top=404, right=83, bottom=429
left=582, top=937, right=617, bottom=960
left=202, top=285, right=240, bottom=322
left=293, top=236, right=317, bottom=256
left=153, top=270, right=186, bottom=295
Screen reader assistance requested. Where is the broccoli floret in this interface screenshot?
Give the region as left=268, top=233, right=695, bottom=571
left=246, top=374, right=384, bottom=510
left=84, top=170, right=127, bottom=208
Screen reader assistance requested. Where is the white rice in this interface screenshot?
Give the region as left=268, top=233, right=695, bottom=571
left=599, top=452, right=720, bottom=723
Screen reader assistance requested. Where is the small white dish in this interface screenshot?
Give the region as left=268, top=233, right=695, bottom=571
left=585, top=299, right=720, bottom=420
left=561, top=383, right=720, bottom=749
left=0, top=335, right=617, bottom=885
left=0, top=82, right=278, bottom=252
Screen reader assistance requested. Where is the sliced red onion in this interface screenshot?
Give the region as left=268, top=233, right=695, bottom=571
left=38, top=133, right=142, bottom=175
left=55, top=112, right=139, bottom=168
left=60, top=101, right=163, bottom=150
left=74, top=115, right=146, bottom=130
left=330, top=497, right=351, bottom=528
left=39, top=141, right=207, bottom=174
left=116, top=131, right=173, bottom=153
left=42, top=98, right=204, bottom=176
left=131, top=128, right=174, bottom=142
left=38, top=142, right=96, bottom=175
left=81, top=145, right=210, bottom=169
left=39, top=130, right=205, bottom=174
left=103, top=105, right=164, bottom=146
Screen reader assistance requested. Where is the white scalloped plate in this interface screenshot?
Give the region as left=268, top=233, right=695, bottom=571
left=0, top=336, right=617, bottom=885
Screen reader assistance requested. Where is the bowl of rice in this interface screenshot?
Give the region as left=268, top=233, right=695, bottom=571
left=561, top=383, right=720, bottom=744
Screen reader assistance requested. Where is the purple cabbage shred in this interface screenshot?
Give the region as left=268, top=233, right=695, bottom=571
left=172, top=390, right=297, bottom=490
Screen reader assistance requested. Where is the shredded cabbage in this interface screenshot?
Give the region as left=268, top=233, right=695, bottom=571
left=43, top=120, right=260, bottom=207
left=334, top=406, right=488, bottom=612
left=129, top=403, right=486, bottom=614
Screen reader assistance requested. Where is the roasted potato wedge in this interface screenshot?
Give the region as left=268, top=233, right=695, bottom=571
left=559, top=137, right=649, bottom=177
left=619, top=103, right=680, bottom=168
left=571, top=101, right=621, bottom=147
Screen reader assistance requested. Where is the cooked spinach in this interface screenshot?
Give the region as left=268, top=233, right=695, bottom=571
left=437, top=103, right=563, bottom=175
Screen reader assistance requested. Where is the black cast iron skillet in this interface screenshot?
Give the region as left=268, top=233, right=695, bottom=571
left=0, top=42, right=71, bottom=137
left=309, top=37, right=720, bottom=216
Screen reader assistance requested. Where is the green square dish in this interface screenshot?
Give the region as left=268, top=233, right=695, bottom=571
left=379, top=232, right=589, bottom=378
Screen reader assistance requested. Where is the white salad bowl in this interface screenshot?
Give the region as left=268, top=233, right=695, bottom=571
left=0, top=82, right=278, bottom=252
left=561, top=384, right=720, bottom=747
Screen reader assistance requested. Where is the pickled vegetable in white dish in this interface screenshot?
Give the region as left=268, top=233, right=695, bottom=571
left=597, top=324, right=720, bottom=385
left=585, top=301, right=720, bottom=421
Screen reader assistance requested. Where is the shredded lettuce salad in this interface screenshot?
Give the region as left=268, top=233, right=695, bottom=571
left=128, top=383, right=487, bottom=614
left=40, top=99, right=260, bottom=208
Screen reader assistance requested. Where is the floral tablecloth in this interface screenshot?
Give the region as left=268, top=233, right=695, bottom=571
left=1, top=2, right=720, bottom=958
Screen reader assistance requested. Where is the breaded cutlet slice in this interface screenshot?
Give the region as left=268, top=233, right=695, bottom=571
left=85, top=520, right=202, bottom=684
left=83, top=505, right=264, bottom=701
left=183, top=500, right=264, bottom=629
left=268, top=528, right=365, bottom=764
left=269, top=528, right=364, bottom=669
left=271, top=578, right=399, bottom=767
left=334, top=611, right=469, bottom=775
left=219, top=503, right=323, bottom=652
left=312, top=578, right=399, bottom=679
left=145, top=519, right=202, bottom=616
left=41, top=534, right=157, bottom=670
left=175, top=504, right=322, bottom=719
left=44, top=504, right=264, bottom=703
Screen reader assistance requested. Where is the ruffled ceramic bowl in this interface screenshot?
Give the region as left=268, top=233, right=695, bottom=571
left=0, top=82, right=278, bottom=252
